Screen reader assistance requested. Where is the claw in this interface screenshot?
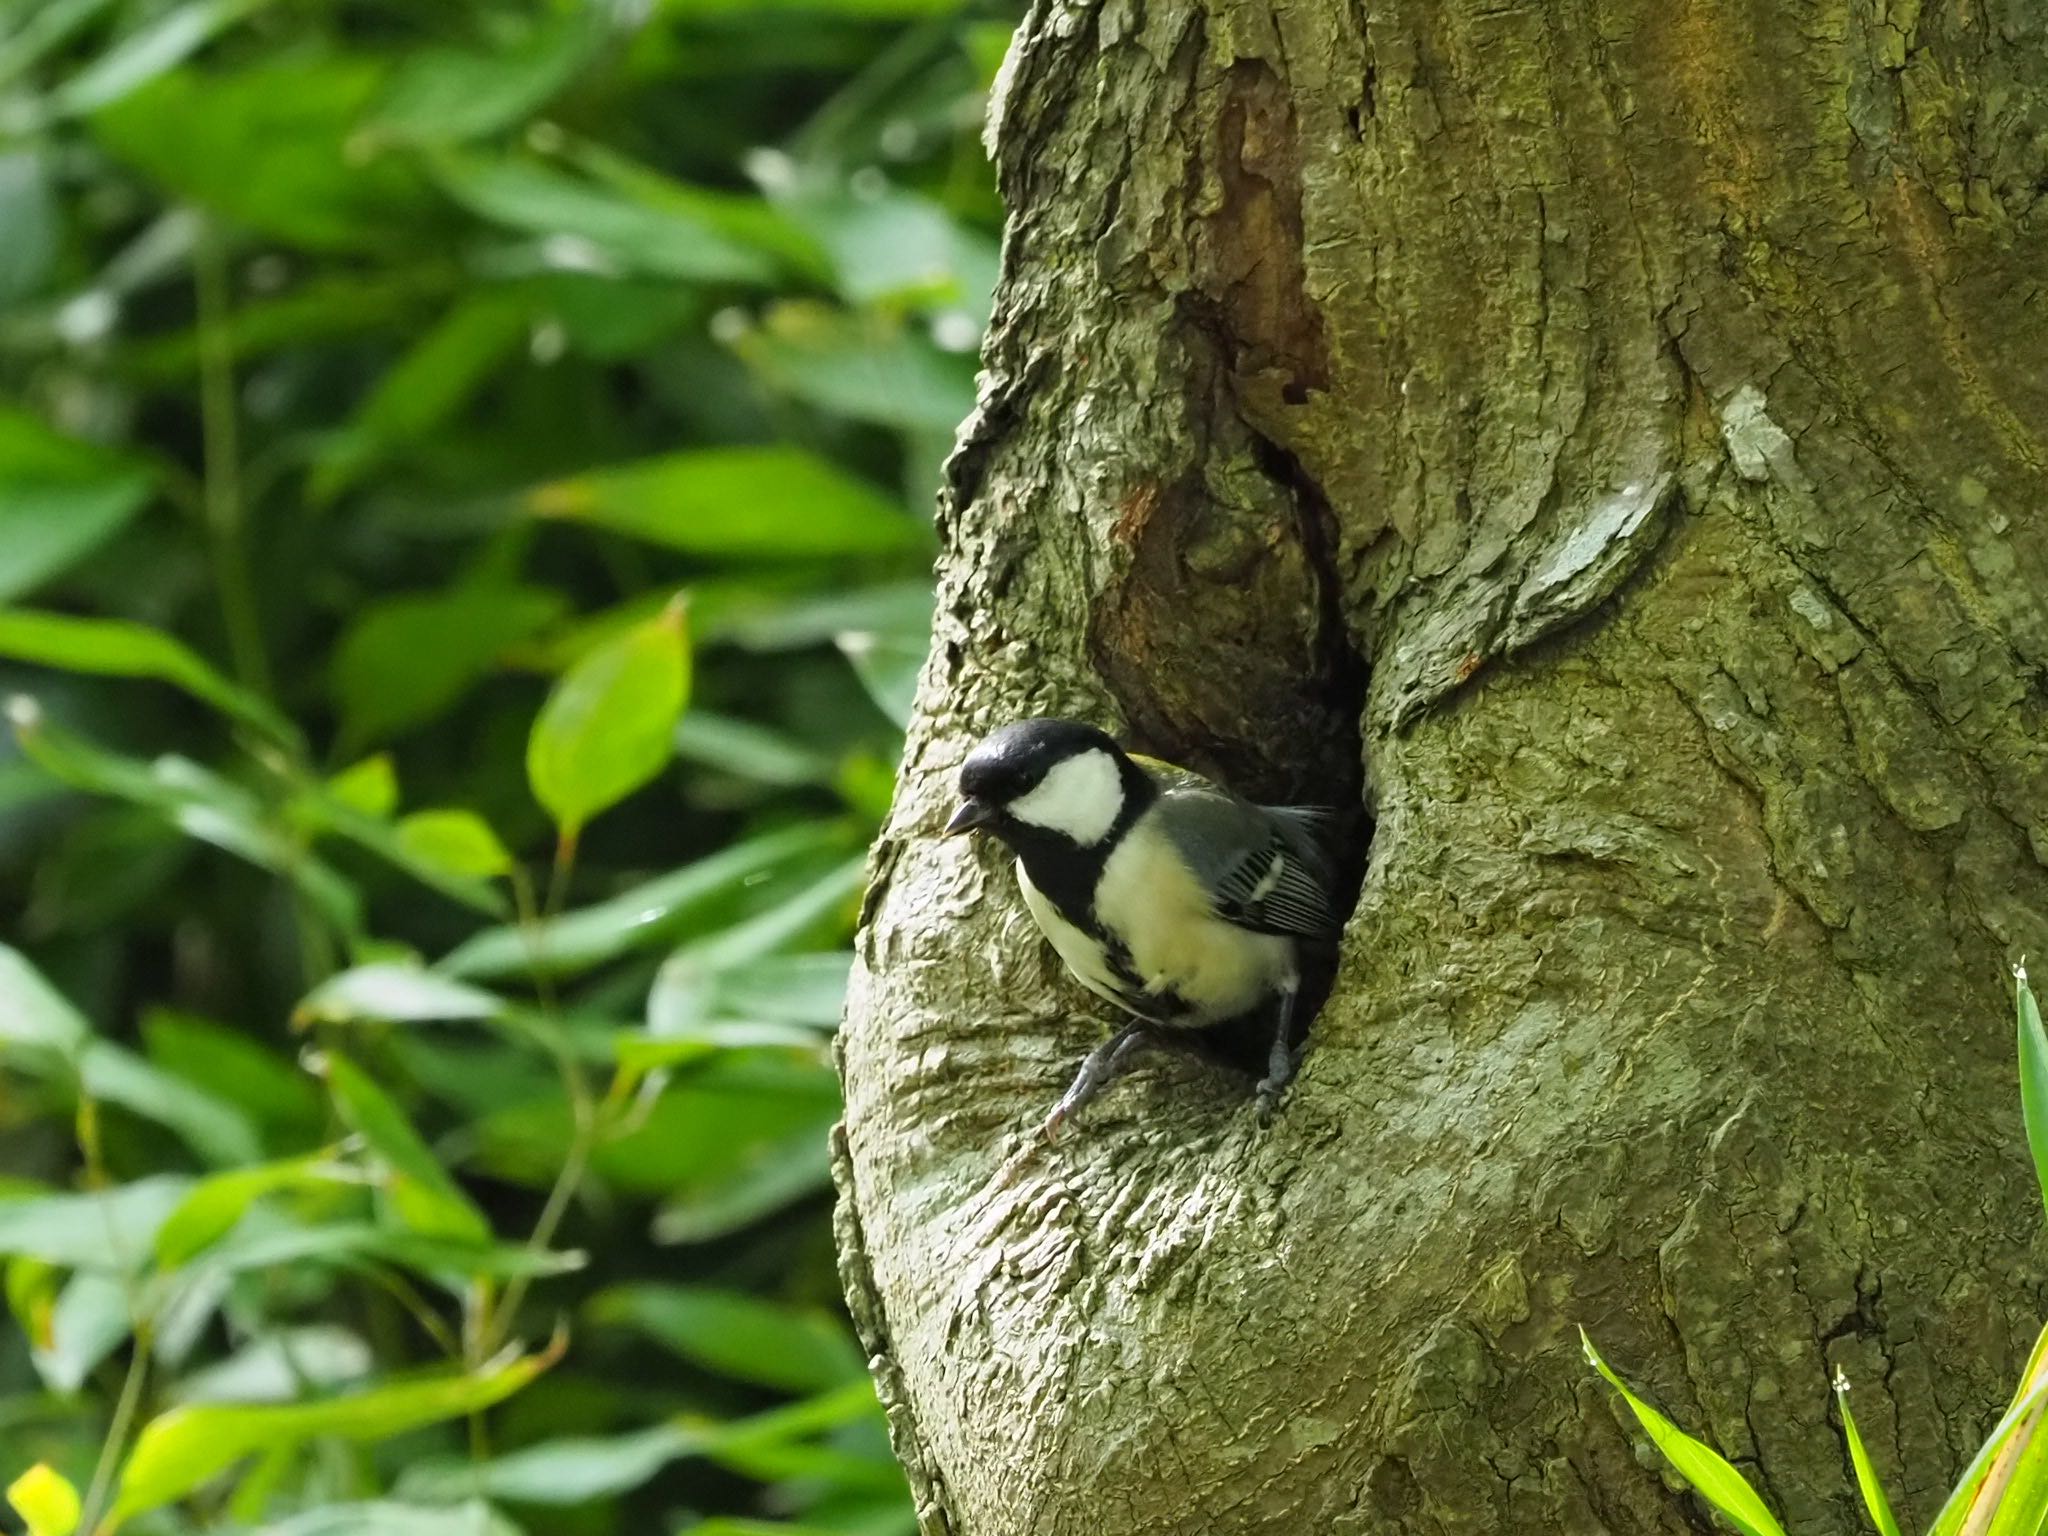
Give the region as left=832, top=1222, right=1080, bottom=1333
left=1253, top=1073, right=1287, bottom=1125
left=1039, top=1020, right=1158, bottom=1141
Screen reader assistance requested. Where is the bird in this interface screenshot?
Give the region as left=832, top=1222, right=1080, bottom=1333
left=943, top=717, right=1343, bottom=1135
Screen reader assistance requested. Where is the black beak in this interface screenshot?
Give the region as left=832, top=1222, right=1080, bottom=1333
left=944, top=797, right=993, bottom=837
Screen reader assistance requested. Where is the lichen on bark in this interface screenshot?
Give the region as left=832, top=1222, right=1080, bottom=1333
left=834, top=0, right=2048, bottom=1531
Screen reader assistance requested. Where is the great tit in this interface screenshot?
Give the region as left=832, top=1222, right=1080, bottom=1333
left=944, top=718, right=1342, bottom=1133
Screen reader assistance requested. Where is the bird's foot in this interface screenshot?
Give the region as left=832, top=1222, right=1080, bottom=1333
left=1039, top=1020, right=1158, bottom=1142
left=1253, top=1046, right=1302, bottom=1125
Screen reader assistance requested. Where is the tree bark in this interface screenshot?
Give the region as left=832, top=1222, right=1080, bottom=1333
left=833, top=0, right=2048, bottom=1531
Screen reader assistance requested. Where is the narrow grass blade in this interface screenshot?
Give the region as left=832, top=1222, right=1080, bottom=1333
left=1832, top=1371, right=1901, bottom=1536
left=2017, top=964, right=2048, bottom=1222
left=1582, top=1329, right=1788, bottom=1536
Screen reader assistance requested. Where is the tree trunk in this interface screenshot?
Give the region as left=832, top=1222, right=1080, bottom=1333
left=832, top=0, right=2048, bottom=1530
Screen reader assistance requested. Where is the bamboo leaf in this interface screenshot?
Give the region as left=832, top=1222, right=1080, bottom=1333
left=0, top=941, right=91, bottom=1054
left=0, top=609, right=296, bottom=745
left=153, top=1154, right=355, bottom=1269
left=439, top=821, right=849, bottom=982
left=295, top=964, right=508, bottom=1029
left=106, top=1335, right=564, bottom=1527
left=529, top=448, right=921, bottom=560
left=316, top=1054, right=490, bottom=1245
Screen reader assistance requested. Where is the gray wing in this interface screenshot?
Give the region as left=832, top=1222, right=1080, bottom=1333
left=1153, top=785, right=1341, bottom=939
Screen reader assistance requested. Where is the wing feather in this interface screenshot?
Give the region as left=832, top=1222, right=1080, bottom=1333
left=1149, top=784, right=1343, bottom=939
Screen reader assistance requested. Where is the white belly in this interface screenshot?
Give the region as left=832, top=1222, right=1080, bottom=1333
left=1015, top=831, right=1293, bottom=1025
left=1015, top=864, right=1135, bottom=1010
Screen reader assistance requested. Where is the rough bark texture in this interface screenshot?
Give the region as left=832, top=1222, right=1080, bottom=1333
left=833, top=0, right=2048, bottom=1531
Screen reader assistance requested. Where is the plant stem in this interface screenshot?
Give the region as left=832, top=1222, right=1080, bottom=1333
left=510, top=865, right=558, bottom=1015
left=483, top=1049, right=595, bottom=1355
left=544, top=829, right=578, bottom=919
left=79, top=1319, right=153, bottom=1536
left=195, top=223, right=272, bottom=699
left=478, top=856, right=598, bottom=1355
left=359, top=1264, right=463, bottom=1359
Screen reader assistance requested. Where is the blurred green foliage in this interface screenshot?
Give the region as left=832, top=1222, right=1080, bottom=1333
left=0, top=0, right=1006, bottom=1531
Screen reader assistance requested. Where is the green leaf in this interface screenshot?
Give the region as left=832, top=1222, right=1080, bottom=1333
left=1930, top=1322, right=2048, bottom=1536
left=399, top=1382, right=883, bottom=1511
left=2018, top=964, right=2048, bottom=1222
left=655, top=952, right=853, bottom=1035
left=251, top=1501, right=523, bottom=1536
left=837, top=626, right=927, bottom=728
left=650, top=854, right=865, bottom=1009
left=613, top=1023, right=823, bottom=1078
left=331, top=583, right=566, bottom=753
left=327, top=754, right=400, bottom=818
left=0, top=1, right=113, bottom=83
left=589, top=1285, right=863, bottom=1393
left=477, top=1053, right=836, bottom=1195
left=529, top=448, right=922, bottom=559
left=652, top=1125, right=834, bottom=1246
left=782, top=184, right=997, bottom=314
left=153, top=1155, right=353, bottom=1269
left=107, top=1337, right=563, bottom=1526
left=673, top=712, right=835, bottom=789
left=318, top=1053, right=491, bottom=1244
left=296, top=964, right=508, bottom=1029
left=50, top=0, right=258, bottom=116
left=527, top=599, right=690, bottom=838
left=0, top=609, right=295, bottom=745
left=1985, top=1390, right=2048, bottom=1536
left=6, top=1463, right=80, bottom=1536
left=727, top=302, right=976, bottom=433
left=0, top=1177, right=193, bottom=1270
left=438, top=821, right=851, bottom=981
left=294, top=790, right=508, bottom=920
left=204, top=1219, right=582, bottom=1285
left=434, top=155, right=785, bottom=285
left=27, top=803, right=191, bottom=935
left=92, top=59, right=427, bottom=251
left=0, top=149, right=59, bottom=308
left=311, top=292, right=533, bottom=504
left=708, top=580, right=934, bottom=653
left=172, top=1324, right=373, bottom=1405
left=80, top=1038, right=263, bottom=1167
left=368, top=11, right=608, bottom=147
left=30, top=1270, right=131, bottom=1394
left=398, top=810, right=516, bottom=881
left=1581, top=1329, right=1787, bottom=1536
left=143, top=1010, right=325, bottom=1142
left=120, top=269, right=440, bottom=381
left=0, top=942, right=91, bottom=1054
left=0, top=950, right=260, bottom=1164
left=1831, top=1372, right=1901, bottom=1536
left=398, top=1422, right=697, bottom=1506
left=7, top=710, right=359, bottom=937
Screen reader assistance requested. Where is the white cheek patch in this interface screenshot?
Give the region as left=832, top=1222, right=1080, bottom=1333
left=1007, top=749, right=1123, bottom=845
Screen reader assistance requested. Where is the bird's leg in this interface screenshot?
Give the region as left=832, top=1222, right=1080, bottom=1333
left=1042, top=1020, right=1161, bottom=1140
left=1254, top=976, right=1301, bottom=1124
